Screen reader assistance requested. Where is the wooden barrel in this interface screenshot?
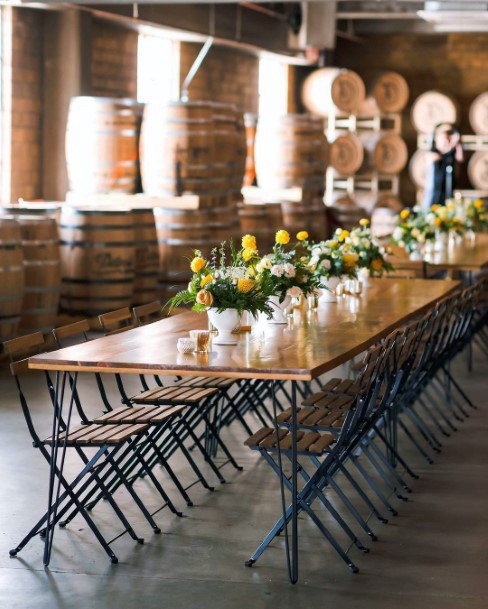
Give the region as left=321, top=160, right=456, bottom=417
left=469, top=93, right=488, bottom=135
left=280, top=199, right=328, bottom=243
left=59, top=207, right=135, bottom=315
left=325, top=195, right=367, bottom=231
left=131, top=207, right=160, bottom=306
left=2, top=202, right=62, bottom=224
left=409, top=149, right=430, bottom=188
left=302, top=68, right=365, bottom=116
left=359, top=132, right=408, bottom=174
left=16, top=216, right=60, bottom=334
left=140, top=101, right=228, bottom=208
left=238, top=202, right=283, bottom=253
left=363, top=71, right=409, bottom=114
left=255, top=114, right=327, bottom=190
left=244, top=113, right=257, bottom=187
left=468, top=151, right=488, bottom=190
left=410, top=91, right=458, bottom=134
left=0, top=217, right=24, bottom=341
left=66, top=97, right=142, bottom=195
left=155, top=204, right=238, bottom=283
left=370, top=196, right=403, bottom=238
left=328, top=133, right=364, bottom=176
left=212, top=103, right=246, bottom=201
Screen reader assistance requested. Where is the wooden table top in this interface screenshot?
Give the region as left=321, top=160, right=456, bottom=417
left=390, top=233, right=488, bottom=272
left=29, top=279, right=459, bottom=381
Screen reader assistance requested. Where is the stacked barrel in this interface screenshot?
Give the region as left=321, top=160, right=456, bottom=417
left=410, top=90, right=488, bottom=197
left=0, top=208, right=61, bottom=339
left=139, top=100, right=246, bottom=301
left=247, top=113, right=328, bottom=246
left=302, top=68, right=409, bottom=231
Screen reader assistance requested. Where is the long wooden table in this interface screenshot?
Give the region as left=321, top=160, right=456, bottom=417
left=390, top=233, right=488, bottom=277
left=28, top=278, right=460, bottom=583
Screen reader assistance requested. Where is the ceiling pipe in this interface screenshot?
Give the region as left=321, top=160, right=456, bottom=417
left=180, top=37, right=214, bottom=101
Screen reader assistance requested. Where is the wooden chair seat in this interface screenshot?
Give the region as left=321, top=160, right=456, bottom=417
left=277, top=406, right=345, bottom=429
left=130, top=385, right=218, bottom=404
left=43, top=423, right=148, bottom=447
left=321, top=377, right=358, bottom=395
left=302, top=391, right=354, bottom=410
left=93, top=405, right=186, bottom=425
left=172, top=376, right=236, bottom=390
left=244, top=427, right=336, bottom=455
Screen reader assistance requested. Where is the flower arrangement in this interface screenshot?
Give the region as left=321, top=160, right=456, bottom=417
left=307, top=228, right=359, bottom=281
left=426, top=203, right=465, bottom=236
left=391, top=208, right=435, bottom=253
left=254, top=229, right=320, bottom=302
left=348, top=219, right=394, bottom=277
left=452, top=197, right=487, bottom=232
left=167, top=238, right=273, bottom=318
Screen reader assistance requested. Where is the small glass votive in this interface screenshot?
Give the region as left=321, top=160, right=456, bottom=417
left=307, top=293, right=319, bottom=311
left=190, top=329, right=212, bottom=353
left=349, top=279, right=363, bottom=295
left=177, top=337, right=195, bottom=354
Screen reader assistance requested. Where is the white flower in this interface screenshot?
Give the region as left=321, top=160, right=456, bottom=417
left=284, top=263, right=296, bottom=278
left=426, top=213, right=436, bottom=225
left=398, top=240, right=405, bottom=248
left=287, top=286, right=302, bottom=298
left=413, top=205, right=421, bottom=213
left=213, top=270, right=220, bottom=279
left=351, top=235, right=360, bottom=246
left=310, top=255, right=320, bottom=267
left=261, top=257, right=272, bottom=270
left=411, top=228, right=421, bottom=239
left=320, top=259, right=331, bottom=270
left=418, top=233, right=426, bottom=243
left=392, top=227, right=404, bottom=242
left=362, top=238, right=371, bottom=249
left=271, top=264, right=284, bottom=277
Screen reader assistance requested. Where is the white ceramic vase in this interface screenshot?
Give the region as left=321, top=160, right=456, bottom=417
left=207, top=308, right=239, bottom=345
left=268, top=295, right=291, bottom=324
left=358, top=267, right=372, bottom=288
left=320, top=277, right=340, bottom=302
left=435, top=230, right=448, bottom=251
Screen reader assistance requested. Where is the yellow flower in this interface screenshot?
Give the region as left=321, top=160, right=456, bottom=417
left=342, top=253, right=358, bottom=272
left=275, top=229, right=290, bottom=245
left=328, top=240, right=339, bottom=248
left=338, top=229, right=350, bottom=242
left=359, top=218, right=370, bottom=227
left=196, top=289, right=213, bottom=307
left=400, top=209, right=410, bottom=220
left=242, top=247, right=255, bottom=262
left=371, top=258, right=383, bottom=272
left=434, top=217, right=442, bottom=227
left=190, top=256, right=205, bottom=273
left=237, top=278, right=255, bottom=293
left=242, top=234, right=257, bottom=251
left=296, top=231, right=309, bottom=241
left=474, top=199, right=484, bottom=210
left=431, top=204, right=440, bottom=212
left=200, top=274, right=212, bottom=288
left=447, top=203, right=455, bottom=211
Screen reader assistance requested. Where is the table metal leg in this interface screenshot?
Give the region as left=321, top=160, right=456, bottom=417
left=290, top=380, right=298, bottom=584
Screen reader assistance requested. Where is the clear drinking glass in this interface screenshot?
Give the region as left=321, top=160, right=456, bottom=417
left=190, top=329, right=212, bottom=352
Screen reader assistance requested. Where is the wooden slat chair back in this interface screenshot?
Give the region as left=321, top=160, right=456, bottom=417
left=98, top=307, right=135, bottom=336
left=132, top=300, right=164, bottom=326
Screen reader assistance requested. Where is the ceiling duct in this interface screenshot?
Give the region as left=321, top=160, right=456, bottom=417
left=418, top=1, right=488, bottom=31
left=288, top=1, right=336, bottom=50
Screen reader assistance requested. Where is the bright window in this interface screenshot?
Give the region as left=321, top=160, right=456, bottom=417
left=258, top=57, right=288, bottom=117
left=137, top=34, right=180, bottom=104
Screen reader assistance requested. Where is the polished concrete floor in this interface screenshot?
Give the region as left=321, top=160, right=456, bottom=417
left=0, top=348, right=487, bottom=609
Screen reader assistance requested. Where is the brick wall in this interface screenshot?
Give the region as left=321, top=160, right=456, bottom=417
left=90, top=19, right=138, bottom=98
left=7, top=8, right=44, bottom=202
left=180, top=43, right=259, bottom=113
left=333, top=33, right=488, bottom=202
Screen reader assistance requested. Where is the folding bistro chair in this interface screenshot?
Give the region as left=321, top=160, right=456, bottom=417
left=3, top=332, right=159, bottom=566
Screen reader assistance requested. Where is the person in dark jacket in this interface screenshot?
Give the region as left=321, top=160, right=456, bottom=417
left=422, top=122, right=464, bottom=211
